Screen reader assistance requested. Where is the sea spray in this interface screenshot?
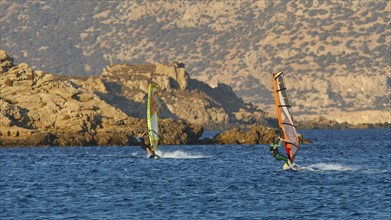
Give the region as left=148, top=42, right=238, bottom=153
left=304, top=163, right=359, bottom=172
left=155, top=150, right=210, bottom=159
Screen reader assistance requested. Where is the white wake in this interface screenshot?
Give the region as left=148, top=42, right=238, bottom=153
left=155, top=150, right=211, bottom=159
left=302, top=163, right=359, bottom=172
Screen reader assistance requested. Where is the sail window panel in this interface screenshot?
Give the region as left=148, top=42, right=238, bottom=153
left=285, top=126, right=296, bottom=142
left=283, top=97, right=291, bottom=107
left=280, top=89, right=288, bottom=98
left=278, top=82, right=285, bottom=90
left=292, top=144, right=299, bottom=153
left=282, top=112, right=298, bottom=143
left=290, top=127, right=299, bottom=145
left=281, top=112, right=287, bottom=123
left=278, top=75, right=284, bottom=83
left=281, top=109, right=291, bottom=124
left=278, top=92, right=285, bottom=106
left=291, top=146, right=299, bottom=157
left=287, top=106, right=293, bottom=116
left=281, top=108, right=293, bottom=124
left=277, top=92, right=283, bottom=105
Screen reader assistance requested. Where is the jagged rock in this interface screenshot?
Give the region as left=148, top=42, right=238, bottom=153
left=29, top=132, right=57, bottom=146
left=4, top=49, right=380, bottom=148
left=297, top=116, right=351, bottom=130
left=214, top=125, right=281, bottom=144
left=0, top=99, right=25, bottom=126
left=0, top=52, right=204, bottom=147
left=158, top=118, right=203, bottom=145
left=214, top=124, right=312, bottom=145
left=0, top=50, right=14, bottom=74
left=0, top=127, right=46, bottom=147
left=69, top=61, right=277, bottom=129
left=155, top=62, right=189, bottom=90
left=71, top=77, right=107, bottom=93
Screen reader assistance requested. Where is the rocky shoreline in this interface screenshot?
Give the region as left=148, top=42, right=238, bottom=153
left=0, top=50, right=388, bottom=147
left=0, top=50, right=281, bottom=147
left=296, top=116, right=391, bottom=130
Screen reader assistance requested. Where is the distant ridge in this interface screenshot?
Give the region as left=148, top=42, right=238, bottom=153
left=0, top=0, right=390, bottom=124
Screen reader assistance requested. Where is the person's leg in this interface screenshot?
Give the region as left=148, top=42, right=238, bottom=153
left=274, top=153, right=289, bottom=163
left=146, top=147, right=154, bottom=156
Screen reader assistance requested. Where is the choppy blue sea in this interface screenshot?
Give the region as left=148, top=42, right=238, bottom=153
left=1, top=129, right=390, bottom=219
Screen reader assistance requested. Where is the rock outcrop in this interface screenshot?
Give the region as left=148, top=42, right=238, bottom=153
left=297, top=116, right=391, bottom=130
left=214, top=125, right=312, bottom=145
left=71, top=59, right=276, bottom=129
left=214, top=125, right=281, bottom=145
left=0, top=50, right=13, bottom=73
left=0, top=51, right=203, bottom=147
left=0, top=49, right=385, bottom=147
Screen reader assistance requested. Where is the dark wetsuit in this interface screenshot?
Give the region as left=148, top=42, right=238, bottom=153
left=136, top=135, right=155, bottom=155
left=136, top=136, right=148, bottom=149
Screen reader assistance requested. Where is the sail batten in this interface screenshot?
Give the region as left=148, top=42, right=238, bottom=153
left=273, top=72, right=300, bottom=162
left=285, top=141, right=300, bottom=147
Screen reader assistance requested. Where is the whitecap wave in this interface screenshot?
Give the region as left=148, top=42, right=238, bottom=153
left=303, top=163, right=359, bottom=172
left=155, top=150, right=211, bottom=159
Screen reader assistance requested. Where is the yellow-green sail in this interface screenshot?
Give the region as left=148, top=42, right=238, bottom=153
left=147, top=82, right=160, bottom=152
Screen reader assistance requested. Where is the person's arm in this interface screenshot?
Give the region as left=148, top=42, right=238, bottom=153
left=277, top=137, right=284, bottom=145
left=270, top=144, right=278, bottom=156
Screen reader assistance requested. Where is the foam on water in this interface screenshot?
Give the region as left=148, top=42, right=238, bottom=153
left=302, top=163, right=359, bottom=172
left=155, top=150, right=210, bottom=159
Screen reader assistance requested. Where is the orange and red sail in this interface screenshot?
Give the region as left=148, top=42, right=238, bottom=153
left=273, top=72, right=300, bottom=162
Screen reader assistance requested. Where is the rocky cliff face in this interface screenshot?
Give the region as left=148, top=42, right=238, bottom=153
left=1, top=50, right=281, bottom=146
left=69, top=60, right=276, bottom=129
left=0, top=51, right=204, bottom=146
left=1, top=0, right=389, bottom=125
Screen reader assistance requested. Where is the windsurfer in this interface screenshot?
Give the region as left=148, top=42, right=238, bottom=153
left=270, top=137, right=292, bottom=166
left=136, top=131, right=156, bottom=157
